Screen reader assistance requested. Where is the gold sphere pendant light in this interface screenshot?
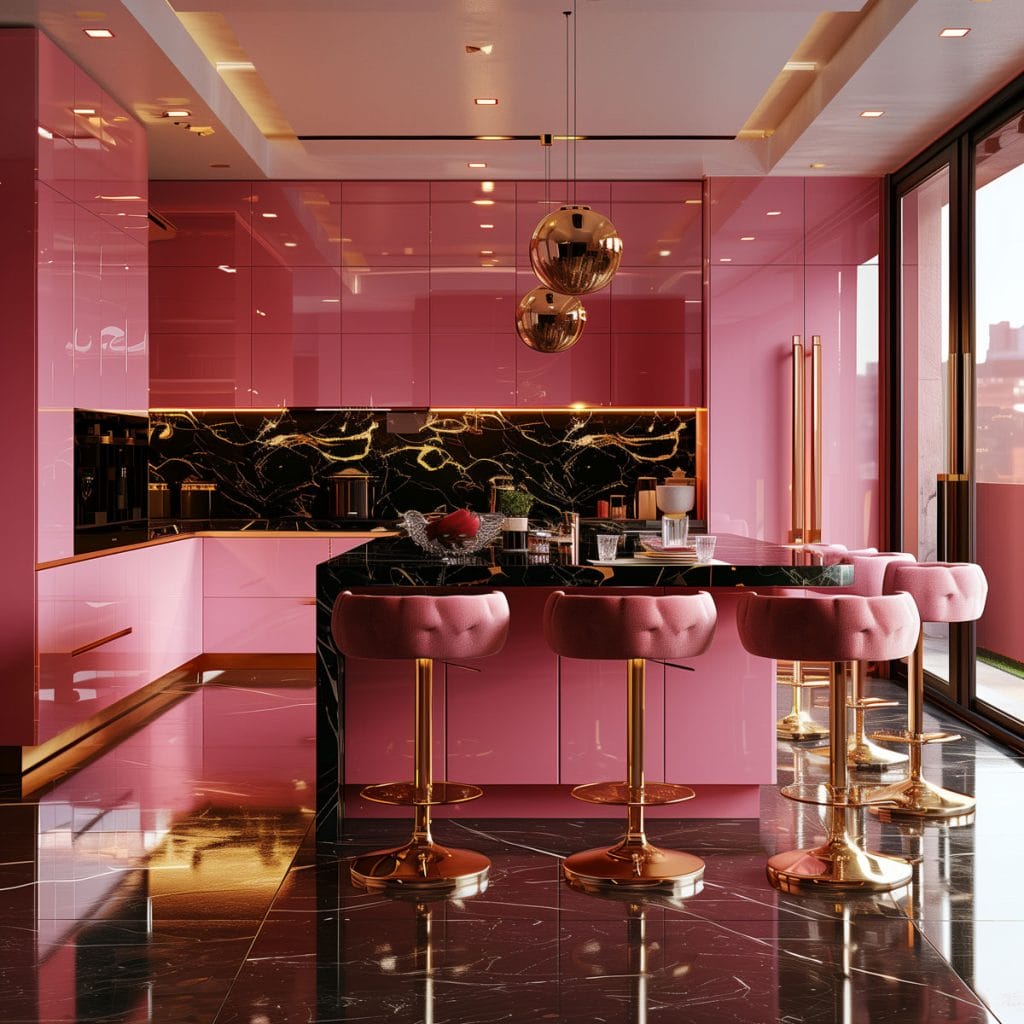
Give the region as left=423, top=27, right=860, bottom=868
left=530, top=4, right=622, bottom=296
left=516, top=286, right=587, bottom=353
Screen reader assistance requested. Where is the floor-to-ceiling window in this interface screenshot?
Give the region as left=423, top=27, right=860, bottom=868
left=888, top=73, right=1024, bottom=747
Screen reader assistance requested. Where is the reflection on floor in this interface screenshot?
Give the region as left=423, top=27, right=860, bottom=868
left=3, top=666, right=1023, bottom=1023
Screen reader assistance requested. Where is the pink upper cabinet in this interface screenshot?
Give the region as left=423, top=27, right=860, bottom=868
left=98, top=222, right=128, bottom=411
left=72, top=206, right=104, bottom=410
left=252, top=334, right=341, bottom=408
left=516, top=181, right=611, bottom=269
left=341, top=332, right=429, bottom=408
left=610, top=181, right=703, bottom=267
left=342, top=267, right=429, bottom=333
left=430, top=267, right=515, bottom=334
left=71, top=66, right=106, bottom=210
left=516, top=330, right=611, bottom=408
left=88, top=90, right=148, bottom=244
left=149, top=181, right=253, bottom=268
left=342, top=181, right=429, bottom=267
left=430, top=180, right=515, bottom=267
left=430, top=332, right=516, bottom=407
left=37, top=184, right=75, bottom=413
left=36, top=35, right=76, bottom=201
left=251, top=266, right=343, bottom=334
left=149, top=265, right=252, bottom=334
left=805, top=177, right=880, bottom=266
left=124, top=240, right=148, bottom=413
left=149, top=333, right=252, bottom=408
left=249, top=181, right=342, bottom=267
left=609, top=266, right=701, bottom=334
left=611, top=334, right=703, bottom=408
left=708, top=177, right=805, bottom=266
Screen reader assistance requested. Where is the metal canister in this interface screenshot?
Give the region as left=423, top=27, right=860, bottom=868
left=328, top=468, right=374, bottom=518
left=180, top=481, right=217, bottom=519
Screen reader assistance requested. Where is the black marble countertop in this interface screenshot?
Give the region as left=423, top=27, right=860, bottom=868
left=315, top=532, right=853, bottom=588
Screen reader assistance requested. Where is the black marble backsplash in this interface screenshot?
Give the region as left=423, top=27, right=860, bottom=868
left=149, top=409, right=697, bottom=523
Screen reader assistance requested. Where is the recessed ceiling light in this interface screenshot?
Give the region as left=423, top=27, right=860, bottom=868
left=261, top=212, right=278, bottom=219
left=481, top=181, right=495, bottom=193
left=860, top=110, right=885, bottom=118
left=740, top=236, right=755, bottom=241
left=783, top=60, right=817, bottom=71
left=480, top=223, right=494, bottom=229
left=658, top=250, right=671, bottom=257
left=474, top=98, right=499, bottom=106
left=72, top=107, right=96, bottom=115
left=766, top=210, right=782, bottom=217
left=939, top=27, right=971, bottom=37
left=719, top=257, right=733, bottom=263
left=465, top=43, right=494, bottom=55
left=468, top=162, right=487, bottom=168
left=83, top=28, right=114, bottom=38
left=162, top=109, right=191, bottom=118
left=809, top=162, right=828, bottom=169
left=216, top=61, right=256, bottom=71
left=283, top=242, right=298, bottom=248
left=473, top=199, right=495, bottom=206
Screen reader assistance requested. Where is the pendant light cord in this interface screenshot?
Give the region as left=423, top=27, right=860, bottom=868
left=572, top=0, right=577, bottom=205
left=564, top=10, right=571, bottom=206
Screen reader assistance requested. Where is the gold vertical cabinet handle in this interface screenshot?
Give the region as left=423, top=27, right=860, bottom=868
left=788, top=335, right=805, bottom=543
left=71, top=626, right=133, bottom=658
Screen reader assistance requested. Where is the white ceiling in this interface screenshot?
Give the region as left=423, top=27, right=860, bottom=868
left=5, top=0, right=1024, bottom=179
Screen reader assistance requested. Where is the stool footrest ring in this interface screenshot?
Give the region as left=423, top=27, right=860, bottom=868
left=869, top=729, right=962, bottom=746
left=570, top=780, right=696, bottom=807
left=779, top=781, right=902, bottom=808
left=846, top=696, right=900, bottom=710
left=359, top=781, right=484, bottom=807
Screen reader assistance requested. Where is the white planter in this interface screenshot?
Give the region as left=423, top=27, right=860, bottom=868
left=502, top=517, right=529, bottom=532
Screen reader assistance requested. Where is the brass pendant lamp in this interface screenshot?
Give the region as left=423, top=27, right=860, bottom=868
left=529, top=5, right=622, bottom=296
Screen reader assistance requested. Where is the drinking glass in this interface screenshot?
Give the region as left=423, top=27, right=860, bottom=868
left=595, top=534, right=619, bottom=561
left=693, top=535, right=717, bottom=562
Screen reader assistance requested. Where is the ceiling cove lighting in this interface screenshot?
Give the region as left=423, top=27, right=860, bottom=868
left=939, top=27, right=971, bottom=37
left=83, top=28, right=114, bottom=38
left=860, top=110, right=885, bottom=118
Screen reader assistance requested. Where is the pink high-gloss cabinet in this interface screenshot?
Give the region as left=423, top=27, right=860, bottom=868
left=148, top=180, right=253, bottom=268
left=342, top=181, right=430, bottom=265
left=252, top=334, right=341, bottom=409
left=249, top=181, right=342, bottom=267
left=149, top=333, right=252, bottom=409
left=430, top=332, right=516, bottom=407
left=445, top=589, right=559, bottom=785
left=341, top=332, right=430, bottom=408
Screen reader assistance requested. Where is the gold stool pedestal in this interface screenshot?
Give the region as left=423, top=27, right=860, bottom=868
left=563, top=658, right=703, bottom=897
left=868, top=632, right=975, bottom=825
left=350, top=658, right=490, bottom=896
left=766, top=810, right=912, bottom=894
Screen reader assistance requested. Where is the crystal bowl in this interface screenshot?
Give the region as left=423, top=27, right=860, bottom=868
left=401, top=510, right=506, bottom=558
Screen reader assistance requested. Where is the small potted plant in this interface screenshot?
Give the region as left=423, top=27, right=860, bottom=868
left=497, top=488, right=534, bottom=551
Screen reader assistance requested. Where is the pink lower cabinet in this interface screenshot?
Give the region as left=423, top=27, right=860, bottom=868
left=141, top=539, right=202, bottom=682
left=663, top=591, right=776, bottom=787
left=344, top=657, right=445, bottom=785
left=203, top=537, right=363, bottom=653
left=445, top=588, right=559, bottom=785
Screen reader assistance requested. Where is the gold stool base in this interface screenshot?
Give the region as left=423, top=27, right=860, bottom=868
left=766, top=833, right=912, bottom=895
left=563, top=840, right=705, bottom=897
left=350, top=840, right=490, bottom=897
left=847, top=736, right=910, bottom=770
left=777, top=710, right=829, bottom=742
left=868, top=777, right=976, bottom=826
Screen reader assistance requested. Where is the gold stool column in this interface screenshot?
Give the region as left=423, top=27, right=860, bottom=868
left=845, top=661, right=908, bottom=769
left=563, top=657, right=704, bottom=897
left=351, top=657, right=491, bottom=896
left=767, top=660, right=913, bottom=894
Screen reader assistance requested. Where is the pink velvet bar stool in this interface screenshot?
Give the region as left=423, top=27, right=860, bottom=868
left=870, top=561, right=989, bottom=825
left=332, top=591, right=510, bottom=895
left=737, top=591, right=921, bottom=893
left=543, top=590, right=717, bottom=896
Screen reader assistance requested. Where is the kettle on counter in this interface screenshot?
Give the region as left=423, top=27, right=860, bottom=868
left=328, top=468, right=375, bottom=518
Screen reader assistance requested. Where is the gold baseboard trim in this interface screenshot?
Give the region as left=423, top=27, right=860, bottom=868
left=22, top=652, right=314, bottom=795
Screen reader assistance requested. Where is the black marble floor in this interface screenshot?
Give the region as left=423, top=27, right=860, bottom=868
left=3, top=667, right=1023, bottom=1023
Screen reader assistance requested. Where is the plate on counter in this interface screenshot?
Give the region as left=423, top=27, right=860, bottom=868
left=636, top=548, right=698, bottom=562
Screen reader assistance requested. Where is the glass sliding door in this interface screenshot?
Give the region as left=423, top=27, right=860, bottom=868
left=973, top=113, right=1024, bottom=726
left=899, top=160, right=954, bottom=693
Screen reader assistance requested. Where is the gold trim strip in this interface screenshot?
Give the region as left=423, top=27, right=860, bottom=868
left=71, top=627, right=132, bottom=658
